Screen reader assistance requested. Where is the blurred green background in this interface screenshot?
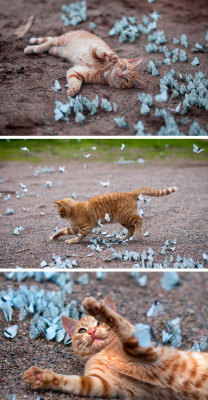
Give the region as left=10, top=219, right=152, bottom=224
left=0, top=139, right=207, bottom=163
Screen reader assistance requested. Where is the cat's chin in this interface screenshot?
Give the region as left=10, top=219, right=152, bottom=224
left=92, top=337, right=104, bottom=343
left=91, top=337, right=107, bottom=350
left=111, top=75, right=123, bottom=89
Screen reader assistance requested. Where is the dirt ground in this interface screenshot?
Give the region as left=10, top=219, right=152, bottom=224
left=0, top=158, right=208, bottom=268
left=0, top=0, right=208, bottom=136
left=0, top=272, right=207, bottom=400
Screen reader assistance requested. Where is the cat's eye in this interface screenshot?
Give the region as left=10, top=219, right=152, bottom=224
left=124, top=77, right=129, bottom=83
left=78, top=328, right=87, bottom=334
left=97, top=321, right=103, bottom=327
left=122, top=65, right=127, bottom=71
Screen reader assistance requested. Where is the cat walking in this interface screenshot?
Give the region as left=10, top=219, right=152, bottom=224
left=50, top=186, right=177, bottom=244
left=24, top=30, right=145, bottom=96
left=24, top=295, right=208, bottom=399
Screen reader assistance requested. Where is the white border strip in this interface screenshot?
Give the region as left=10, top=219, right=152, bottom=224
left=0, top=268, right=207, bottom=272
left=0, top=136, right=207, bottom=139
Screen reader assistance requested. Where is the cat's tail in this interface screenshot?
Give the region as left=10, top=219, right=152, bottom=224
left=130, top=186, right=178, bottom=198
left=29, top=37, right=55, bottom=44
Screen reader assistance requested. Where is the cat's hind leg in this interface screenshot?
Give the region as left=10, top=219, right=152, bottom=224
left=91, top=46, right=118, bottom=63
left=66, top=66, right=86, bottom=97
left=24, top=38, right=57, bottom=55
left=50, top=227, right=73, bottom=240
left=135, top=218, right=142, bottom=238
left=120, top=225, right=135, bottom=241
left=121, top=215, right=142, bottom=241
left=48, top=46, right=70, bottom=59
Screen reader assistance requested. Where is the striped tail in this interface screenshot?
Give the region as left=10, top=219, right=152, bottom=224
left=130, top=187, right=178, bottom=197
left=29, top=36, right=54, bottom=44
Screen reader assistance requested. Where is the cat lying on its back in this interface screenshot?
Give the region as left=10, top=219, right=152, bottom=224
left=24, top=295, right=208, bottom=399
left=24, top=30, right=145, bottom=97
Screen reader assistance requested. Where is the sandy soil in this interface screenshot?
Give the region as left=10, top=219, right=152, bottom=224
left=0, top=159, right=208, bottom=268
left=0, top=0, right=207, bottom=136
left=0, top=271, right=207, bottom=400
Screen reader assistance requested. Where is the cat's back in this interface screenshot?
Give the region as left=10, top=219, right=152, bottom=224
left=88, top=191, right=135, bottom=206
left=62, top=30, right=110, bottom=47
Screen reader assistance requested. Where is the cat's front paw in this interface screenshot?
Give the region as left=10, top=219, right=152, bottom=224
left=83, top=296, right=116, bottom=325
left=83, top=297, right=105, bottom=318
left=67, top=86, right=79, bottom=97
left=107, top=53, right=118, bottom=63
left=65, top=237, right=78, bottom=244
left=50, top=233, right=58, bottom=240
left=24, top=366, right=45, bottom=389
left=24, top=366, right=59, bottom=390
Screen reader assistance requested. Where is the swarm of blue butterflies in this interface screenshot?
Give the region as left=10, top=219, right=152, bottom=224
left=61, top=1, right=87, bottom=26
left=0, top=272, right=85, bottom=344
left=109, top=13, right=160, bottom=43
left=54, top=1, right=208, bottom=134
left=54, top=94, right=118, bottom=123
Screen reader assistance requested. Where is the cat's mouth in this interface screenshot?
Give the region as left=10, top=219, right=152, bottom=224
left=90, top=336, right=107, bottom=347
left=114, top=70, right=123, bottom=80
left=92, top=337, right=103, bottom=342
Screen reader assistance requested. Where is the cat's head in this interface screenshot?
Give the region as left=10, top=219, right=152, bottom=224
left=54, top=198, right=76, bottom=219
left=62, top=297, right=116, bottom=362
left=110, top=58, right=145, bottom=89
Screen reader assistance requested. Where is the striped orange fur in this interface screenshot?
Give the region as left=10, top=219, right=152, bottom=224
left=24, top=30, right=145, bottom=97
left=24, top=295, right=208, bottom=399
left=50, top=186, right=178, bottom=243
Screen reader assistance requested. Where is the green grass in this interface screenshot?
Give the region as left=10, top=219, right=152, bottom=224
left=0, top=139, right=208, bottom=163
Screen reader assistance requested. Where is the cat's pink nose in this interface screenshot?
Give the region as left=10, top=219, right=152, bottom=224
left=116, top=72, right=122, bottom=78
left=89, top=329, right=96, bottom=336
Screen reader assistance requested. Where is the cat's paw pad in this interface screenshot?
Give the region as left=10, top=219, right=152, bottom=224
left=67, top=86, right=78, bottom=97
left=107, top=53, right=118, bottom=63
left=24, top=366, right=44, bottom=389
left=82, top=297, right=103, bottom=316
left=24, top=366, right=58, bottom=389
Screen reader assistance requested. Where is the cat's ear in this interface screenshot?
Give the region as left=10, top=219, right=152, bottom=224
left=54, top=200, right=62, bottom=207
left=104, top=295, right=116, bottom=312
left=127, top=58, right=143, bottom=67
left=62, top=316, right=77, bottom=336
left=134, top=79, right=146, bottom=89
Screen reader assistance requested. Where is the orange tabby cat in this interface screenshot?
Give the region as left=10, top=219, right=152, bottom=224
left=50, top=186, right=177, bottom=244
left=24, top=295, right=208, bottom=399
left=24, top=30, right=145, bottom=97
